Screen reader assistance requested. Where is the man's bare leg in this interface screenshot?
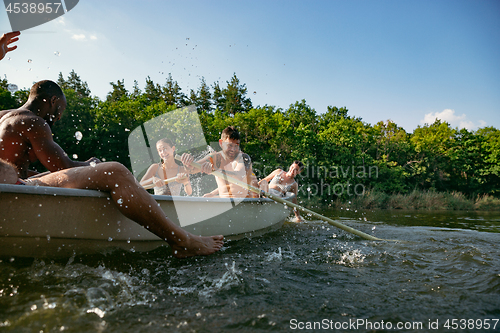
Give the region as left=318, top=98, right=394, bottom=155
left=32, top=162, right=224, bottom=258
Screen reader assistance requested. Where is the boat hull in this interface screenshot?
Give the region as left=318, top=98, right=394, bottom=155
left=0, top=184, right=292, bottom=256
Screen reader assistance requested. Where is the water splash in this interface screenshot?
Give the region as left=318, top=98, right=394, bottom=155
left=336, top=249, right=366, bottom=266
left=265, top=247, right=282, bottom=261
left=75, top=131, right=83, bottom=141
left=198, top=261, right=242, bottom=298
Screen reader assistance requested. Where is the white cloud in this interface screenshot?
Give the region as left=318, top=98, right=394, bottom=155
left=70, top=33, right=98, bottom=41
left=421, top=109, right=484, bottom=130
left=72, top=34, right=86, bottom=41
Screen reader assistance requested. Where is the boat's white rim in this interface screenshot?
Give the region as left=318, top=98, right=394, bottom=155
left=0, top=183, right=295, bottom=202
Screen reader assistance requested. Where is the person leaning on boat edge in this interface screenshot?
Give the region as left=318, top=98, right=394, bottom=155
left=0, top=157, right=224, bottom=258
left=180, top=126, right=261, bottom=198
left=259, top=161, right=304, bottom=222
left=0, top=80, right=101, bottom=178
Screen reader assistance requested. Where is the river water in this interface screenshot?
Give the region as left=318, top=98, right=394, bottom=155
left=1, top=209, right=499, bottom=332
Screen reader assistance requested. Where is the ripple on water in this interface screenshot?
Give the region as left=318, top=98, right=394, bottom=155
left=1, top=211, right=499, bottom=331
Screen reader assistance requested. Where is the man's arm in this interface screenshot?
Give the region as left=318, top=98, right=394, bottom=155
left=27, top=117, right=98, bottom=171
left=180, top=153, right=214, bottom=174
left=203, top=188, right=219, bottom=197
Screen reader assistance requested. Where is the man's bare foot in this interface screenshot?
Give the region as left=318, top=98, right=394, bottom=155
left=170, top=234, right=224, bottom=258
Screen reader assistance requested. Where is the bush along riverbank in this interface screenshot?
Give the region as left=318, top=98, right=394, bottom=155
left=2, top=72, right=499, bottom=204
left=329, top=190, right=500, bottom=211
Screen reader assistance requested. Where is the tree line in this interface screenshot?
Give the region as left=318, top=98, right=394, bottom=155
left=1, top=71, right=499, bottom=203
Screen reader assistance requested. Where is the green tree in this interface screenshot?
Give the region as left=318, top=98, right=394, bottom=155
left=476, top=127, right=500, bottom=195
left=106, top=79, right=129, bottom=102
left=212, top=81, right=225, bottom=113
left=144, top=76, right=162, bottom=103
left=51, top=71, right=99, bottom=166
left=162, top=73, right=186, bottom=107
left=131, top=80, right=142, bottom=99
left=57, top=70, right=91, bottom=97
left=0, top=78, right=18, bottom=110
left=223, top=73, right=252, bottom=115
left=189, top=77, right=212, bottom=113
left=410, top=120, right=458, bottom=191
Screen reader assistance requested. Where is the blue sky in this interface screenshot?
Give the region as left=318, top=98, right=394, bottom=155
left=1, top=0, right=499, bottom=132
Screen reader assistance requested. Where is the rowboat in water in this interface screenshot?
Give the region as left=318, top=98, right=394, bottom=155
left=0, top=184, right=293, bottom=257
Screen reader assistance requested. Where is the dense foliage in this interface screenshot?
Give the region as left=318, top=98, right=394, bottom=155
left=1, top=71, right=499, bottom=202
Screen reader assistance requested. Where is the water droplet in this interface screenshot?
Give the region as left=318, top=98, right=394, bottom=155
left=7, top=84, right=18, bottom=93
left=27, top=59, right=32, bottom=63
left=72, top=154, right=78, bottom=159
left=90, top=161, right=96, bottom=167
left=117, top=198, right=123, bottom=204
left=54, top=51, right=60, bottom=56
left=75, top=131, right=83, bottom=141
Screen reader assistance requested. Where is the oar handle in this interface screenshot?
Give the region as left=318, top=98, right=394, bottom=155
left=142, top=176, right=178, bottom=190
left=175, top=154, right=388, bottom=241
left=27, top=170, right=51, bottom=179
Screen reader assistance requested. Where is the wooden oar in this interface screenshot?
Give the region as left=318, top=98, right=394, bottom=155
left=27, top=171, right=51, bottom=179
left=142, top=176, right=178, bottom=190
left=175, top=155, right=388, bottom=241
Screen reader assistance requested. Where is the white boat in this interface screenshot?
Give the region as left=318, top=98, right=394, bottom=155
left=0, top=184, right=293, bottom=257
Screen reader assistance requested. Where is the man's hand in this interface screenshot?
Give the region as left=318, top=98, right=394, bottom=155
left=180, top=153, right=194, bottom=168
left=176, top=172, right=189, bottom=184
left=180, top=153, right=212, bottom=174
left=0, top=31, right=20, bottom=61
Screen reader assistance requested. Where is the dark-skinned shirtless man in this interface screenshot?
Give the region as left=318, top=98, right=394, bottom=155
left=0, top=80, right=100, bottom=177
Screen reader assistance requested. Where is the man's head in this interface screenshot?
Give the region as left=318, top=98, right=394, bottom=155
left=219, top=126, right=241, bottom=160
left=28, top=80, right=67, bottom=127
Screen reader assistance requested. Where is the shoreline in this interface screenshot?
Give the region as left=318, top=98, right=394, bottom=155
left=312, top=189, right=500, bottom=211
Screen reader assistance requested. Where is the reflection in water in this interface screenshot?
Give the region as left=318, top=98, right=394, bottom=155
left=0, top=210, right=499, bottom=331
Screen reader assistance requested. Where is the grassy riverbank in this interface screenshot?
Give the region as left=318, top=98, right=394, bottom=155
left=328, top=190, right=500, bottom=211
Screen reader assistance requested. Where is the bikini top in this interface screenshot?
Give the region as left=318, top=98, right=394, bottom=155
left=154, top=163, right=182, bottom=196
left=269, top=171, right=296, bottom=193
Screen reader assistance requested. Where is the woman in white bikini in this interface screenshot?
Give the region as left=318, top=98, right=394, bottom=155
left=259, top=160, right=304, bottom=221
left=140, top=138, right=192, bottom=196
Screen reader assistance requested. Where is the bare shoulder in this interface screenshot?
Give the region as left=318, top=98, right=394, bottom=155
left=263, top=168, right=282, bottom=181
left=146, top=163, right=160, bottom=172
left=271, top=168, right=284, bottom=176
left=0, top=110, right=48, bottom=141
left=209, top=152, right=223, bottom=168
left=0, top=109, right=43, bottom=126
